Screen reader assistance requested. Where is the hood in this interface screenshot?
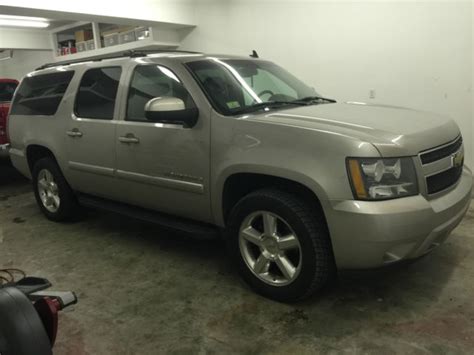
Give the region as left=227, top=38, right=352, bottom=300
left=256, top=102, right=460, bottom=157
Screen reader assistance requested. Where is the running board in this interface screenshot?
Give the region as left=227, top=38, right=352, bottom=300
left=77, top=194, right=220, bottom=239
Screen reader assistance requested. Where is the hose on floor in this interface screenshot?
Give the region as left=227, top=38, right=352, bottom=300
left=0, top=268, right=26, bottom=285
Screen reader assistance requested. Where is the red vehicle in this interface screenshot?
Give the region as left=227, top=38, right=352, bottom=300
left=0, top=79, right=19, bottom=158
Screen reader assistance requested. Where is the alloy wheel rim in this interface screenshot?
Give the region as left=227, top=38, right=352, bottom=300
left=37, top=169, right=60, bottom=213
left=239, top=211, right=302, bottom=286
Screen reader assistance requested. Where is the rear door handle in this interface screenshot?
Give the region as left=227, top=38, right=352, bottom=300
left=118, top=135, right=139, bottom=144
left=66, top=129, right=83, bottom=138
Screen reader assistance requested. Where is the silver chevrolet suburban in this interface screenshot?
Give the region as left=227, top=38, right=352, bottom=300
left=8, top=51, right=472, bottom=302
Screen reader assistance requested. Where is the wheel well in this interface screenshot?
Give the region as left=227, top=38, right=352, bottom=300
left=26, top=145, right=56, bottom=173
left=222, top=173, right=325, bottom=224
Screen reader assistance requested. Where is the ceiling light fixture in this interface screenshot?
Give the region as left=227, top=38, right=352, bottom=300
left=0, top=15, right=50, bottom=28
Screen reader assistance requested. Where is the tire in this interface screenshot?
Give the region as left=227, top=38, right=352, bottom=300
left=32, top=157, right=78, bottom=222
left=0, top=287, right=52, bottom=355
left=227, top=189, right=335, bottom=302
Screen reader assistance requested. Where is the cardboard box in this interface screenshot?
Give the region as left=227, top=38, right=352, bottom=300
left=117, top=26, right=136, bottom=33
left=75, top=29, right=93, bottom=43
left=102, top=28, right=118, bottom=36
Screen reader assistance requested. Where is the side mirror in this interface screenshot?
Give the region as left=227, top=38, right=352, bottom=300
left=144, top=97, right=198, bottom=128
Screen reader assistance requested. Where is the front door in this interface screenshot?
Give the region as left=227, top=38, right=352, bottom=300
left=65, top=66, right=122, bottom=199
left=115, top=64, right=211, bottom=222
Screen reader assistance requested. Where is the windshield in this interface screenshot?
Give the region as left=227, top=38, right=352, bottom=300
left=0, top=82, right=18, bottom=102
left=186, top=59, right=325, bottom=115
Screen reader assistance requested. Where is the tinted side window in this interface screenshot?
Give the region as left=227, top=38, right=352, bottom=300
left=186, top=60, right=247, bottom=115
left=75, top=67, right=121, bottom=120
left=11, top=72, right=74, bottom=116
left=127, top=65, right=195, bottom=122
left=0, top=82, right=18, bottom=102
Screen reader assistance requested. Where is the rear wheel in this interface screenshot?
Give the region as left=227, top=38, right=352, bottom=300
left=227, top=189, right=335, bottom=302
left=32, top=158, right=78, bottom=221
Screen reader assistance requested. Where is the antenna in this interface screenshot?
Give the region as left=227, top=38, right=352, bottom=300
left=249, top=50, right=259, bottom=58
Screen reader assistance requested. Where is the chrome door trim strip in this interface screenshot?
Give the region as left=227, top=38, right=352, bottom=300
left=116, top=170, right=204, bottom=194
left=69, top=161, right=114, bottom=177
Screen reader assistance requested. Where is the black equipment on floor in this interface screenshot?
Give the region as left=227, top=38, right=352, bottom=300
left=0, top=272, right=77, bottom=355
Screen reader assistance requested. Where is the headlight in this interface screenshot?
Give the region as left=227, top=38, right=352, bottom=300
left=346, top=157, right=418, bottom=200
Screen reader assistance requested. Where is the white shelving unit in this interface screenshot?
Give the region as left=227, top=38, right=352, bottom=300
left=50, top=21, right=194, bottom=62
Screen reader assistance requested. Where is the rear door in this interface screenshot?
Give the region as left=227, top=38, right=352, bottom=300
left=65, top=66, right=123, bottom=199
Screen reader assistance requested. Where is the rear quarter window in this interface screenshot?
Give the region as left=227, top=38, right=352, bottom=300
left=10, top=71, right=74, bottom=116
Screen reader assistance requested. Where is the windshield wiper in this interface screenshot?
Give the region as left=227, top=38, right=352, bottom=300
left=233, top=96, right=336, bottom=115
left=233, top=100, right=305, bottom=115
left=292, top=96, right=337, bottom=104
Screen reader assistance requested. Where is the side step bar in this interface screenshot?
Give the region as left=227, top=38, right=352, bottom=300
left=77, top=194, right=220, bottom=240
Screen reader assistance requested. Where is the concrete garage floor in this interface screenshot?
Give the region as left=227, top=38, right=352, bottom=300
left=1, top=161, right=473, bottom=355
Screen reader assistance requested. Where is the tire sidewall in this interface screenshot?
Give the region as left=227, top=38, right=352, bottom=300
left=227, top=191, right=324, bottom=302
left=32, top=158, right=75, bottom=221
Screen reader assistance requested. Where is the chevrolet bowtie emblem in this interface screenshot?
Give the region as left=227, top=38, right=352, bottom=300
left=452, top=150, right=464, bottom=168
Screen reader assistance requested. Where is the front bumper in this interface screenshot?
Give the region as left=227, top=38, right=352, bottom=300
left=326, top=166, right=472, bottom=269
left=0, top=143, right=9, bottom=159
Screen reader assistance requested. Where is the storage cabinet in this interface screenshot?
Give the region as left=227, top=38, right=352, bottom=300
left=51, top=21, right=195, bottom=62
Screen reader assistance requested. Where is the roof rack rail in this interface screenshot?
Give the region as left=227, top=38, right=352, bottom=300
left=35, top=49, right=202, bottom=71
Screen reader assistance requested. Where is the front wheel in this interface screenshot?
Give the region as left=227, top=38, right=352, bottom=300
left=227, top=189, right=335, bottom=302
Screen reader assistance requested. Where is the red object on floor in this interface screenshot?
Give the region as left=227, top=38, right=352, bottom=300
left=0, top=79, right=19, bottom=145
left=34, top=297, right=61, bottom=346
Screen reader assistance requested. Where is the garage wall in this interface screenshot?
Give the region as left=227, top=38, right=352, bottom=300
left=0, top=28, right=51, bottom=50
left=0, top=0, right=196, bottom=26
left=0, top=50, right=54, bottom=80
left=0, top=1, right=472, bottom=168
left=181, top=0, right=474, bottom=168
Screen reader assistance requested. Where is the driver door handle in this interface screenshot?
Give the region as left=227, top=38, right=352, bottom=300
left=118, top=134, right=140, bottom=144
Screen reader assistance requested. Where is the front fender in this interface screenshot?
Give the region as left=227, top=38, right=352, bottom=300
left=212, top=164, right=331, bottom=227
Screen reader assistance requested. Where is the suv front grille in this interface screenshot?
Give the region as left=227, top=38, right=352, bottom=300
left=420, top=136, right=464, bottom=195
left=426, top=165, right=463, bottom=194
left=420, top=136, right=462, bottom=164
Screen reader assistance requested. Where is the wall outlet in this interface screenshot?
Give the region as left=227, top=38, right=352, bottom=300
left=369, top=89, right=376, bottom=99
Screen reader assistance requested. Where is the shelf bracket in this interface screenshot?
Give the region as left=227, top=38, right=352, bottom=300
left=91, top=22, right=102, bottom=50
